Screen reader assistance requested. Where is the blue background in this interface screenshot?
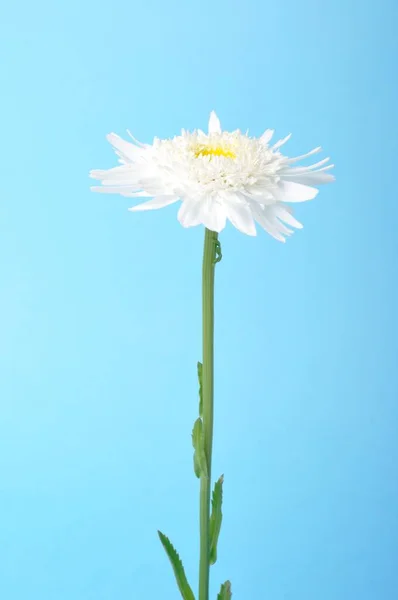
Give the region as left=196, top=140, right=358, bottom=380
left=1, top=0, right=397, bottom=598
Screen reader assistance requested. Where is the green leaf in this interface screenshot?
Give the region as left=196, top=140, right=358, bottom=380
left=209, top=475, right=224, bottom=565
left=197, top=361, right=203, bottom=417
left=192, top=418, right=208, bottom=479
left=217, top=580, right=232, bottom=600
left=157, top=531, right=196, bottom=600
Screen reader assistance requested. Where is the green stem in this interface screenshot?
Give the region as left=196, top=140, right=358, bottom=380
left=199, top=228, right=219, bottom=600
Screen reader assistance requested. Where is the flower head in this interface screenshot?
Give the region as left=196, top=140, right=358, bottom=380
left=90, top=112, right=334, bottom=241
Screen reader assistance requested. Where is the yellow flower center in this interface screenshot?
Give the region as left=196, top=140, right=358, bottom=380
left=194, top=145, right=236, bottom=159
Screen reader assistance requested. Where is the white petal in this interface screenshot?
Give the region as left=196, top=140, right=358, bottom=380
left=136, top=177, right=174, bottom=196
left=208, top=111, right=222, bottom=134
left=125, top=191, right=153, bottom=198
left=272, top=133, right=292, bottom=151
left=281, top=158, right=331, bottom=174
left=283, top=171, right=335, bottom=185
left=302, top=157, right=331, bottom=170
left=177, top=199, right=204, bottom=228
left=313, top=164, right=334, bottom=172
left=191, top=196, right=227, bottom=233
left=106, top=133, right=143, bottom=162
left=272, top=205, right=303, bottom=229
left=274, top=181, right=319, bottom=202
left=91, top=185, right=147, bottom=197
left=266, top=230, right=286, bottom=242
left=90, top=166, right=130, bottom=181
left=265, top=206, right=294, bottom=235
left=251, top=206, right=286, bottom=241
left=260, top=129, right=274, bottom=145
left=128, top=195, right=179, bottom=212
left=223, top=195, right=257, bottom=236
left=90, top=165, right=142, bottom=185
left=273, top=221, right=293, bottom=236
left=126, top=130, right=148, bottom=148
left=286, top=147, right=321, bottom=164
left=202, top=197, right=227, bottom=233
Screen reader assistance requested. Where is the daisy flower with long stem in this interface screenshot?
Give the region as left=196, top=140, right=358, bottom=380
left=90, top=111, right=334, bottom=600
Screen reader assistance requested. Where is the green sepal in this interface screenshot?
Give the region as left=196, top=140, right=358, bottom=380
left=217, top=580, right=232, bottom=600
left=157, top=531, right=196, bottom=600
left=192, top=418, right=208, bottom=479
left=197, top=361, right=203, bottom=417
left=213, top=239, right=222, bottom=264
left=209, top=475, right=224, bottom=565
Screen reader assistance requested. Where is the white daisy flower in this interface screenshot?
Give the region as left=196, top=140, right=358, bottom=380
left=90, top=111, right=334, bottom=241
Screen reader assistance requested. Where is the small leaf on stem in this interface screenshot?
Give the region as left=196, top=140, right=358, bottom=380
left=209, top=475, right=224, bottom=565
left=217, top=580, right=232, bottom=600
left=157, top=531, right=196, bottom=600
left=192, top=418, right=208, bottom=479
